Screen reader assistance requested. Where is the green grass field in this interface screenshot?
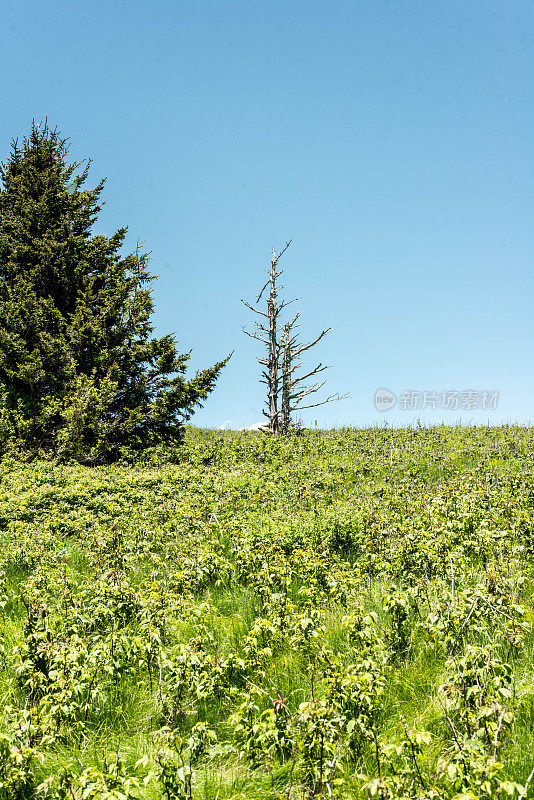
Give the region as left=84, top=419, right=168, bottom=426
left=1, top=425, right=534, bottom=799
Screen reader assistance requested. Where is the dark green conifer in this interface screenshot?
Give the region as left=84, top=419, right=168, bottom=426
left=0, top=122, right=228, bottom=460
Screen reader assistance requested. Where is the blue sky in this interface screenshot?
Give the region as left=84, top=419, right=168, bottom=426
left=1, top=0, right=533, bottom=428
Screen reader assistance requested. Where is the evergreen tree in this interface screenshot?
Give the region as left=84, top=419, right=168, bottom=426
left=0, top=121, right=228, bottom=461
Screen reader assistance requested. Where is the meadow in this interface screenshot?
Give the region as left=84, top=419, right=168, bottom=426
left=1, top=425, right=534, bottom=799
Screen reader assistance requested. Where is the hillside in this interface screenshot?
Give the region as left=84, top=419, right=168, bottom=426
left=1, top=426, right=534, bottom=798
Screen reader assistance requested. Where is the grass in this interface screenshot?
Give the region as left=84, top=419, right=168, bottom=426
left=0, top=425, right=534, bottom=797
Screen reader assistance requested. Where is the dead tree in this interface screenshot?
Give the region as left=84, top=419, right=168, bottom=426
left=279, top=314, right=346, bottom=433
left=241, top=241, right=294, bottom=433
left=242, top=241, right=346, bottom=434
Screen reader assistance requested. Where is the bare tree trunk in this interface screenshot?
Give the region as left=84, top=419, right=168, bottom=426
left=267, top=250, right=279, bottom=434
left=280, top=324, right=292, bottom=435
left=241, top=241, right=293, bottom=434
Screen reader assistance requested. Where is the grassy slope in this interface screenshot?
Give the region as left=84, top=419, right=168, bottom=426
left=0, top=425, right=534, bottom=798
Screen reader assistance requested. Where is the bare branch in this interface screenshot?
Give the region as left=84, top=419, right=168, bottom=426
left=256, top=278, right=270, bottom=304
left=241, top=299, right=268, bottom=318
left=290, top=381, right=327, bottom=401
left=278, top=298, right=298, bottom=313
left=519, top=767, right=534, bottom=800
left=292, top=327, right=333, bottom=357
left=282, top=312, right=300, bottom=334
left=291, top=393, right=347, bottom=411
left=271, top=239, right=292, bottom=267
left=292, top=364, right=329, bottom=385
left=242, top=328, right=269, bottom=344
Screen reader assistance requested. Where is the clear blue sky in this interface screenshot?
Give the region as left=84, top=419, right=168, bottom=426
left=1, top=0, right=533, bottom=428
